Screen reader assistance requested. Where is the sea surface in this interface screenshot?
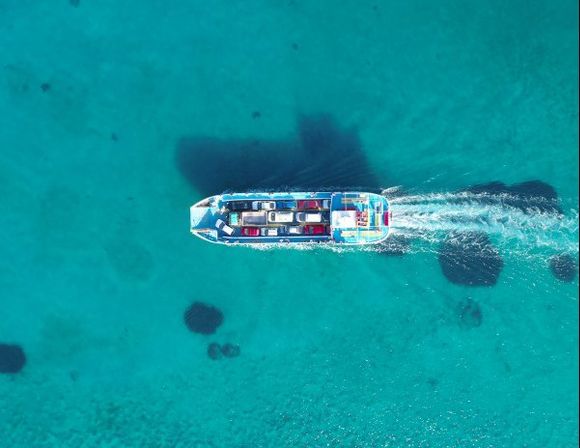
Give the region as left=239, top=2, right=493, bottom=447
left=0, top=1, right=578, bottom=447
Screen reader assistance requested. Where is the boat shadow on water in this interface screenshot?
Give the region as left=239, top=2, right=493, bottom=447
left=175, top=114, right=384, bottom=196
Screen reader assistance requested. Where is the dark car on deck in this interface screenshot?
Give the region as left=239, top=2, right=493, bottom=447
left=297, top=200, right=321, bottom=210
left=230, top=201, right=252, bottom=211
left=303, top=225, right=327, bottom=235
left=276, top=200, right=297, bottom=210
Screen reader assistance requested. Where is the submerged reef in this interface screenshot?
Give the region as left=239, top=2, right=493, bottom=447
left=221, top=343, right=241, bottom=358
left=0, top=343, right=26, bottom=374
left=207, top=343, right=223, bottom=360
left=184, top=302, right=224, bottom=335
left=205, top=342, right=240, bottom=360
left=176, top=114, right=383, bottom=196
left=438, top=232, right=503, bottom=286
left=549, top=254, right=577, bottom=282
left=463, top=180, right=562, bottom=215
left=456, top=298, right=483, bottom=328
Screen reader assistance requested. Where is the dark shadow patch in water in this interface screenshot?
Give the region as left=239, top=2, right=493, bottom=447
left=176, top=114, right=383, bottom=196
left=184, top=302, right=224, bottom=335
left=549, top=254, right=578, bottom=282
left=221, top=343, right=241, bottom=358
left=0, top=343, right=26, bottom=374
left=438, top=232, right=503, bottom=286
left=456, top=297, right=483, bottom=328
left=462, top=180, right=562, bottom=215
left=207, top=342, right=223, bottom=360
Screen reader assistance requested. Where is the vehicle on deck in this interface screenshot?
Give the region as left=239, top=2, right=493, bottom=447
left=296, top=212, right=322, bottom=223
left=215, top=219, right=234, bottom=235
left=287, top=226, right=303, bottom=235
left=297, top=200, right=321, bottom=209
left=268, top=211, right=294, bottom=223
left=230, top=201, right=252, bottom=211
left=252, top=201, right=276, bottom=211
left=241, top=227, right=260, bottom=237
left=303, top=225, right=327, bottom=235
left=276, top=200, right=297, bottom=209
left=241, top=212, right=267, bottom=226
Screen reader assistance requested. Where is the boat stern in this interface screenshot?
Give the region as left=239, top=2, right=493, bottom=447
left=329, top=192, right=391, bottom=245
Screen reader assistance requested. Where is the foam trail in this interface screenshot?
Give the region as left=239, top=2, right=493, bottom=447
left=388, top=190, right=579, bottom=255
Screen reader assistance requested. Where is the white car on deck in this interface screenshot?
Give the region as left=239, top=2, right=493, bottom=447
left=296, top=212, right=322, bottom=223
left=287, top=226, right=303, bottom=235
left=268, top=211, right=294, bottom=223
left=252, top=201, right=276, bottom=211
left=215, top=219, right=234, bottom=235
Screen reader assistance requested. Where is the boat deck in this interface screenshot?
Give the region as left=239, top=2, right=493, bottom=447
left=190, top=191, right=390, bottom=245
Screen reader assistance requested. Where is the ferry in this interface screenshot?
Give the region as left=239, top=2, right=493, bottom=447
left=190, top=192, right=391, bottom=246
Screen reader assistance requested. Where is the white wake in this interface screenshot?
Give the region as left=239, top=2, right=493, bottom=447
left=387, top=189, right=579, bottom=255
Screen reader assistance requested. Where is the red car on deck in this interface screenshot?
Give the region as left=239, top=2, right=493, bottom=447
left=297, top=200, right=321, bottom=210
left=241, top=227, right=260, bottom=237
left=303, top=225, right=327, bottom=235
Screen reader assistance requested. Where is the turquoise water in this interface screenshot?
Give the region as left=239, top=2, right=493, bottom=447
left=1, top=0, right=578, bottom=446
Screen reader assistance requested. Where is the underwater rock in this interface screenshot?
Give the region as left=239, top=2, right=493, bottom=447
left=184, top=302, right=224, bottom=335
left=221, top=343, right=241, bottom=358
left=438, top=232, right=503, bottom=286
left=549, top=254, right=577, bottom=282
left=426, top=378, right=439, bottom=389
left=463, top=180, right=562, bottom=214
left=378, top=235, right=411, bottom=256
left=175, top=114, right=383, bottom=196
left=456, top=298, right=483, bottom=328
left=0, top=343, right=26, bottom=374
left=207, top=343, right=223, bottom=360
left=40, top=82, right=51, bottom=93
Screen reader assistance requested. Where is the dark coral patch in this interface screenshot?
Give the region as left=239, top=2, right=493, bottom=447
left=184, top=302, right=224, bottom=335
left=549, top=254, right=577, bottom=282
left=0, top=343, right=26, bottom=374
left=221, top=343, right=241, bottom=358
left=207, top=343, right=223, bottom=360
left=456, top=298, right=483, bottom=328
left=463, top=180, right=562, bottom=214
left=438, top=232, right=503, bottom=286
